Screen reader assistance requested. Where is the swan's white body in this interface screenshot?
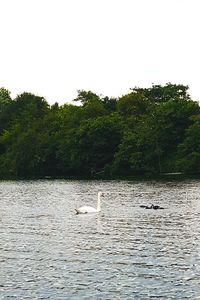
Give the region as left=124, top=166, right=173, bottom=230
left=75, top=192, right=104, bottom=214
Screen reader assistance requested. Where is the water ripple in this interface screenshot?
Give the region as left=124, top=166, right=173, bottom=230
left=1, top=179, right=200, bottom=299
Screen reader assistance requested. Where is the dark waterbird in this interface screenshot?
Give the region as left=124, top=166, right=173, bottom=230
left=140, top=204, right=165, bottom=210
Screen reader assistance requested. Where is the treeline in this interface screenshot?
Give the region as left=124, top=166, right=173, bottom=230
left=0, top=83, right=200, bottom=178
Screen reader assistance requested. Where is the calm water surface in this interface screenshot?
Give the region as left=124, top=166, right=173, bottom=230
left=1, top=179, right=200, bottom=299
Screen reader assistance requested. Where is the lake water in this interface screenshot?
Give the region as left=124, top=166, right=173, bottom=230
left=1, top=179, right=200, bottom=299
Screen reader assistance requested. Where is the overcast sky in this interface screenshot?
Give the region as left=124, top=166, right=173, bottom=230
left=0, top=0, right=199, bottom=104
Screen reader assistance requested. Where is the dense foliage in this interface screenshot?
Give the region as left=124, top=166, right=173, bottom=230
left=0, top=84, right=200, bottom=178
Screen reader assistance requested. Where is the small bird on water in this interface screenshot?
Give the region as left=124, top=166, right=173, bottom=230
left=140, top=204, right=165, bottom=210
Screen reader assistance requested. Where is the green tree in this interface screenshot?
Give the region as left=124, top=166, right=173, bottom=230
left=113, top=93, right=200, bottom=175
left=57, top=114, right=123, bottom=176
left=117, top=91, right=148, bottom=117
left=131, top=83, right=190, bottom=103
left=0, top=88, right=12, bottom=112
left=176, top=116, right=200, bottom=173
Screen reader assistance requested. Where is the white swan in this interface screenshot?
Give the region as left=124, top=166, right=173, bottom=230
left=75, top=192, right=104, bottom=214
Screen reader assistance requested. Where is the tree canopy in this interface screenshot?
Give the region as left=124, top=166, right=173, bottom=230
left=0, top=83, right=200, bottom=178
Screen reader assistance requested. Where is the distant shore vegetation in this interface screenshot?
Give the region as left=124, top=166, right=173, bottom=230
left=0, top=83, right=200, bottom=178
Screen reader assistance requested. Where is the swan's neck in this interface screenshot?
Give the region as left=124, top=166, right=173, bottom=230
left=97, top=194, right=101, bottom=211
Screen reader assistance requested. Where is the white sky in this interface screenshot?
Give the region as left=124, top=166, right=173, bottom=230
left=0, top=0, right=200, bottom=104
